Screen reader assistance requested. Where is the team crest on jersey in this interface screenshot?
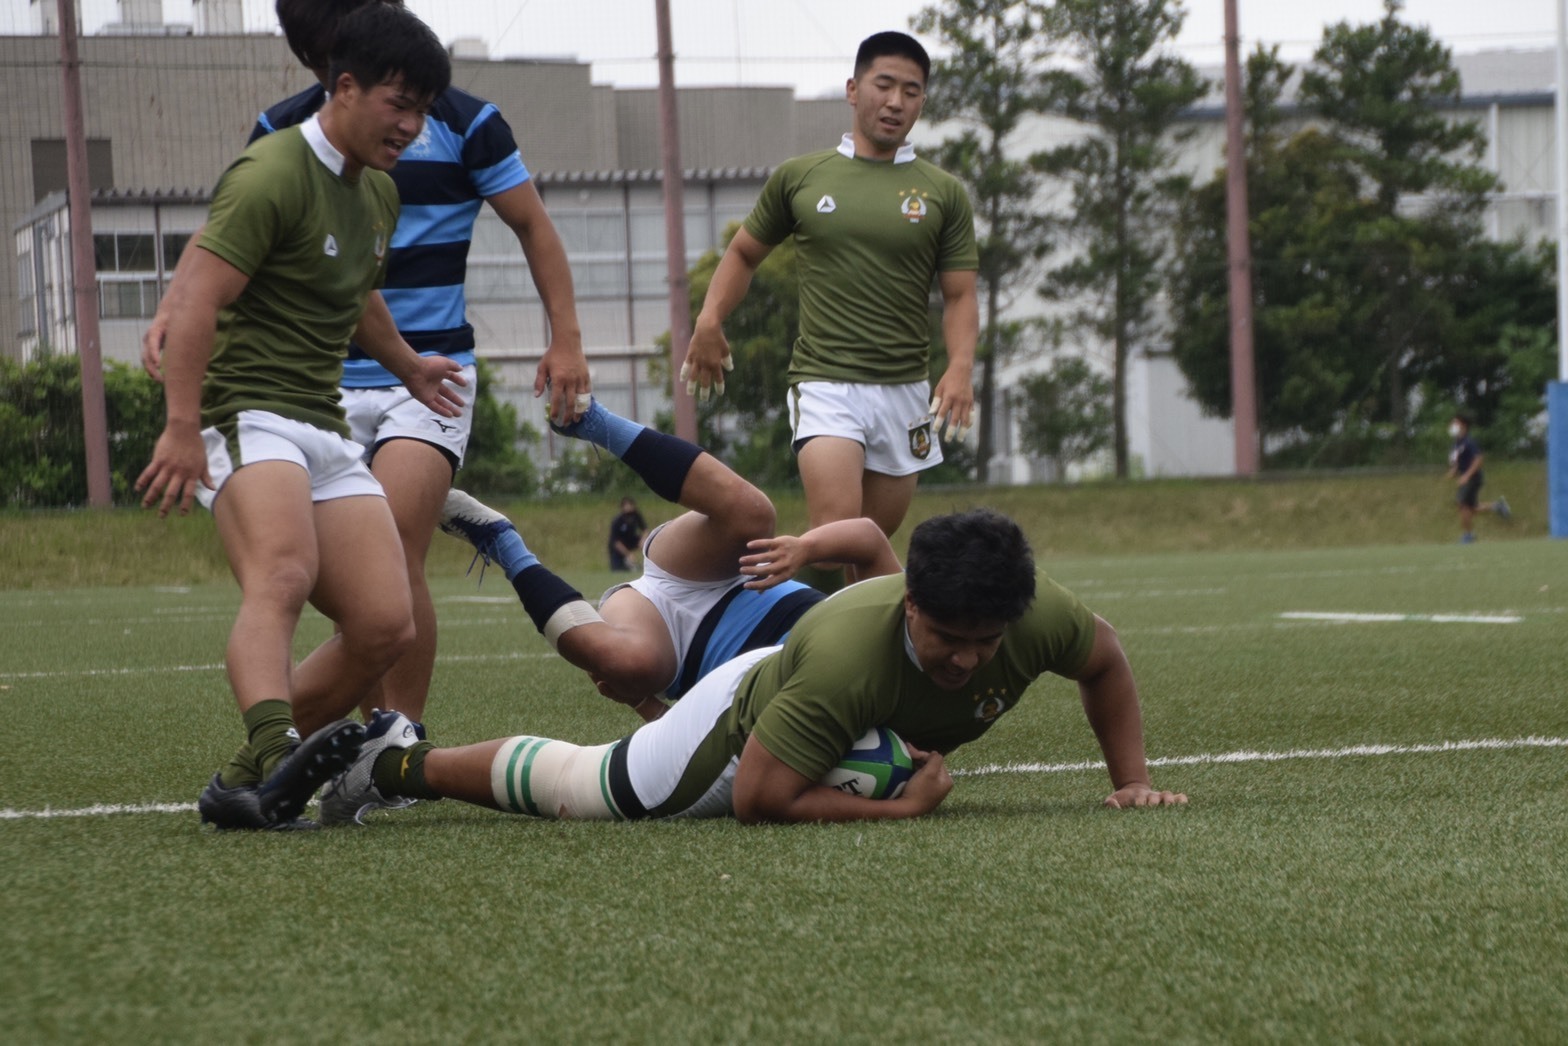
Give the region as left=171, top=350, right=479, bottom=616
left=973, top=688, right=1008, bottom=721
left=373, top=224, right=387, bottom=261
left=816, top=195, right=836, bottom=214
left=405, top=124, right=433, bottom=159
left=908, top=417, right=932, bottom=460
left=323, top=233, right=339, bottom=257
left=899, top=188, right=929, bottom=223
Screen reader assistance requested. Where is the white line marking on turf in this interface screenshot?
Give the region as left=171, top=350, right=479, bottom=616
left=5, top=737, right=1562, bottom=821
left=0, top=650, right=554, bottom=682
left=957, top=735, right=1567, bottom=777
left=1280, top=611, right=1522, bottom=625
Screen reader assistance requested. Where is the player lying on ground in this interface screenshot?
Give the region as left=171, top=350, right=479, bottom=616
left=321, top=508, right=1187, bottom=825
left=436, top=398, right=902, bottom=724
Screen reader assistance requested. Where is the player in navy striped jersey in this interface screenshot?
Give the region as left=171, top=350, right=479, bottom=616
left=437, top=399, right=902, bottom=724
left=143, top=0, right=589, bottom=731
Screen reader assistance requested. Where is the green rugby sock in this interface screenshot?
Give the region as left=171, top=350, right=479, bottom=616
left=217, top=744, right=263, bottom=789
left=244, top=699, right=300, bottom=780
left=372, top=740, right=440, bottom=801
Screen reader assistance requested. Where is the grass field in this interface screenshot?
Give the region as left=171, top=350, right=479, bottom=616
left=4, top=482, right=1565, bottom=1041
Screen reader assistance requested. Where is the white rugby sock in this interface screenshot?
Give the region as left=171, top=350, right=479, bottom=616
left=489, top=736, right=619, bottom=820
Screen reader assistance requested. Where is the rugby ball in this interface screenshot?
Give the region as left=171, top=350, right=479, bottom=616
left=819, top=726, right=916, bottom=800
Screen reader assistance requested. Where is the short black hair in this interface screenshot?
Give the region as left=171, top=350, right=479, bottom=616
left=327, top=3, right=450, bottom=105
left=854, top=31, right=931, bottom=84
left=276, top=0, right=401, bottom=74
left=905, top=509, right=1035, bottom=625
left=1452, top=413, right=1473, bottom=429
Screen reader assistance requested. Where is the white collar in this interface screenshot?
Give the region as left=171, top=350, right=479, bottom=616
left=301, top=113, right=347, bottom=176
left=902, top=620, right=923, bottom=671
left=837, top=132, right=916, bottom=164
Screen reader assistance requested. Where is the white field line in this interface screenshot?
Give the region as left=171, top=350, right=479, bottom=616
left=0, top=649, right=553, bottom=682
left=1280, top=611, right=1522, bottom=625
left=957, top=735, right=1568, bottom=777
left=3, top=735, right=1562, bottom=822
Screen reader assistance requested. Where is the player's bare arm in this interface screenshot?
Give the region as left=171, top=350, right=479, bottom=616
left=1070, top=615, right=1188, bottom=809
left=487, top=182, right=590, bottom=425
left=140, top=224, right=209, bottom=382
left=352, top=292, right=467, bottom=416
left=927, top=268, right=979, bottom=441
left=739, top=517, right=901, bottom=590
left=685, top=226, right=773, bottom=399
left=731, top=733, right=952, bottom=824
left=135, top=247, right=248, bottom=517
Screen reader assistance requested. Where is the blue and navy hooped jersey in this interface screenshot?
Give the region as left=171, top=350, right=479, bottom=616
left=251, top=84, right=531, bottom=386
left=668, top=580, right=826, bottom=700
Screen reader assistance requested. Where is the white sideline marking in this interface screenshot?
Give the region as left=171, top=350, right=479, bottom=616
left=443, top=596, right=517, bottom=605
left=0, top=649, right=553, bottom=682
left=1280, top=611, right=1522, bottom=625
left=4, top=736, right=1562, bottom=821
left=957, top=735, right=1568, bottom=778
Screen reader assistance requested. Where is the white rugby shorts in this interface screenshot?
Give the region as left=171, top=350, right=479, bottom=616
left=621, top=644, right=780, bottom=818
left=196, top=409, right=383, bottom=509
left=599, top=522, right=743, bottom=695
left=789, top=379, right=943, bottom=476
left=342, top=362, right=477, bottom=465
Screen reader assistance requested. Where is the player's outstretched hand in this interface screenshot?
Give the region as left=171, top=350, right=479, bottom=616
left=682, top=323, right=734, bottom=402
left=135, top=424, right=212, bottom=519
left=928, top=367, right=975, bottom=442
left=1103, top=782, right=1188, bottom=809
left=738, top=535, right=811, bottom=590
left=899, top=744, right=954, bottom=815
left=409, top=356, right=468, bottom=417
left=534, top=337, right=591, bottom=425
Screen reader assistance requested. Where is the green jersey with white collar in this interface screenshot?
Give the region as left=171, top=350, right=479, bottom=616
left=743, top=141, right=978, bottom=386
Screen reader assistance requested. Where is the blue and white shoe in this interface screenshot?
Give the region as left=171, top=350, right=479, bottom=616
left=1494, top=495, right=1512, bottom=522
left=318, top=709, right=423, bottom=827
left=439, top=489, right=516, bottom=568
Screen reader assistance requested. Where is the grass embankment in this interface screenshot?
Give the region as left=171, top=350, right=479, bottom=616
left=0, top=460, right=1547, bottom=589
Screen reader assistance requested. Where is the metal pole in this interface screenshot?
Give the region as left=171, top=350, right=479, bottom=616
left=1223, top=0, right=1258, bottom=476
left=57, top=0, right=112, bottom=507
left=655, top=0, right=697, bottom=443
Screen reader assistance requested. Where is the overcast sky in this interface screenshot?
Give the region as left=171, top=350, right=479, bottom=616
left=5, top=1, right=1557, bottom=97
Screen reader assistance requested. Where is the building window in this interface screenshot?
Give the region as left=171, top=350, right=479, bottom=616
left=93, top=231, right=177, bottom=319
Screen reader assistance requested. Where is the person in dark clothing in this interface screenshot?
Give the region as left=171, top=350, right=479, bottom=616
left=609, top=497, right=648, bottom=570
left=1446, top=414, right=1511, bottom=543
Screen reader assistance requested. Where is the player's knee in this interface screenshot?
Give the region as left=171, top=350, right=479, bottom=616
left=246, top=560, right=316, bottom=612
left=341, top=605, right=416, bottom=668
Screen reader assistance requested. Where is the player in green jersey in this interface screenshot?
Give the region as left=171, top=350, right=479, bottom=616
left=322, top=508, right=1186, bottom=825
left=685, top=31, right=980, bottom=576
left=135, top=6, right=461, bottom=830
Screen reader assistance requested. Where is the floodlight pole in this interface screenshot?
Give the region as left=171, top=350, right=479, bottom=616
left=1223, top=0, right=1259, bottom=476
left=57, top=0, right=112, bottom=507
left=655, top=0, right=697, bottom=443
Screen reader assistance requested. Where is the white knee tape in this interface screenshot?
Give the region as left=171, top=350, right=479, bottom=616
left=542, top=600, right=604, bottom=651
left=490, top=736, right=618, bottom=820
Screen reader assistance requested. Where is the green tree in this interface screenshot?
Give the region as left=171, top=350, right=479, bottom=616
left=912, top=0, right=1061, bottom=481
left=1013, top=353, right=1113, bottom=479
left=1171, top=47, right=1378, bottom=450
left=1039, top=0, right=1208, bottom=478
left=1299, top=0, right=1498, bottom=441
left=0, top=352, right=162, bottom=508
left=1170, top=12, right=1553, bottom=466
